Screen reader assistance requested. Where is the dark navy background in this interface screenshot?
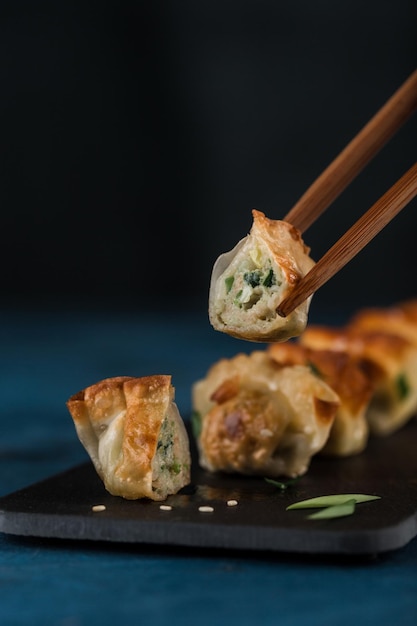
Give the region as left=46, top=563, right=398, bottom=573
left=1, top=1, right=417, bottom=317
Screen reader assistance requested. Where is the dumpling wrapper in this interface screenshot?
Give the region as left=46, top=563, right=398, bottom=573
left=267, top=341, right=373, bottom=457
left=348, top=300, right=417, bottom=346
left=192, top=351, right=339, bottom=478
left=66, top=375, right=191, bottom=501
left=208, top=210, right=316, bottom=342
left=300, top=324, right=417, bottom=436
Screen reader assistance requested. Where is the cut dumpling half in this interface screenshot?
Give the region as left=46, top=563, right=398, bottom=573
left=208, top=210, right=316, bottom=342
left=66, top=375, right=191, bottom=501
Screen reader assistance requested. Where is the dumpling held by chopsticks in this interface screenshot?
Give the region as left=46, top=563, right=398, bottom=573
left=208, top=210, right=315, bottom=342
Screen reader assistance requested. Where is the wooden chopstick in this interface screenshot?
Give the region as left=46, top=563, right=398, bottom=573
left=284, top=69, right=417, bottom=234
left=277, top=161, right=417, bottom=318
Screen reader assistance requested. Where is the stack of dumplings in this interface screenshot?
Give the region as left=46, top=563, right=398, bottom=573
left=66, top=300, right=417, bottom=495
left=192, top=299, right=417, bottom=479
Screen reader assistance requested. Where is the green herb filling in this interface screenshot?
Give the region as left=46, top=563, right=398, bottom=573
left=308, top=361, right=323, bottom=378
left=243, top=270, right=262, bottom=288
left=234, top=289, right=243, bottom=306
left=262, top=268, right=276, bottom=287
left=396, top=372, right=410, bottom=400
left=225, top=276, right=234, bottom=293
left=191, top=410, right=202, bottom=439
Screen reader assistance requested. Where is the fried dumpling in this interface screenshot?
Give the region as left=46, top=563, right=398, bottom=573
left=267, top=342, right=373, bottom=456
left=208, top=210, right=316, bottom=342
left=396, top=299, right=417, bottom=324
left=347, top=301, right=417, bottom=346
left=300, top=325, right=417, bottom=436
left=192, top=351, right=339, bottom=478
left=66, top=375, right=191, bottom=501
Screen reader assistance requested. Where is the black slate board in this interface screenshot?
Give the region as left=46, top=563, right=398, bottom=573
left=1, top=419, right=417, bottom=555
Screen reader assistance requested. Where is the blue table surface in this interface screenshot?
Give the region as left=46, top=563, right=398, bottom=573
left=1, top=305, right=416, bottom=626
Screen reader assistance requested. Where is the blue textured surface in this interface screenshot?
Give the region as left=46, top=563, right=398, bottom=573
left=1, top=307, right=417, bottom=626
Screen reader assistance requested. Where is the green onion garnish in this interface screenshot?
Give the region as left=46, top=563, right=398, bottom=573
left=286, top=493, right=381, bottom=520
left=264, top=477, right=300, bottom=491
left=286, top=494, right=381, bottom=509
left=307, top=499, right=356, bottom=520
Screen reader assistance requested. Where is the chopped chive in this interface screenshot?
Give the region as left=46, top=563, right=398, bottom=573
left=225, top=276, right=234, bottom=293
left=396, top=372, right=410, bottom=400
left=171, top=462, right=182, bottom=475
left=307, top=360, right=323, bottom=378
left=244, top=270, right=261, bottom=287
left=191, top=410, right=202, bottom=439
left=264, top=476, right=300, bottom=491
left=262, top=268, right=276, bottom=287
left=234, top=289, right=243, bottom=305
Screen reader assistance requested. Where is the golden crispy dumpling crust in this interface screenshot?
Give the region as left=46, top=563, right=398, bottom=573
left=348, top=303, right=417, bottom=346
left=300, top=322, right=417, bottom=436
left=267, top=342, right=373, bottom=456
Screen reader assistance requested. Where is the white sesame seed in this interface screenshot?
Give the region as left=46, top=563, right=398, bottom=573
left=91, top=504, right=106, bottom=512
left=227, top=499, right=238, bottom=507
left=198, top=505, right=214, bottom=513
left=159, top=505, right=173, bottom=511
left=260, top=428, right=273, bottom=437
